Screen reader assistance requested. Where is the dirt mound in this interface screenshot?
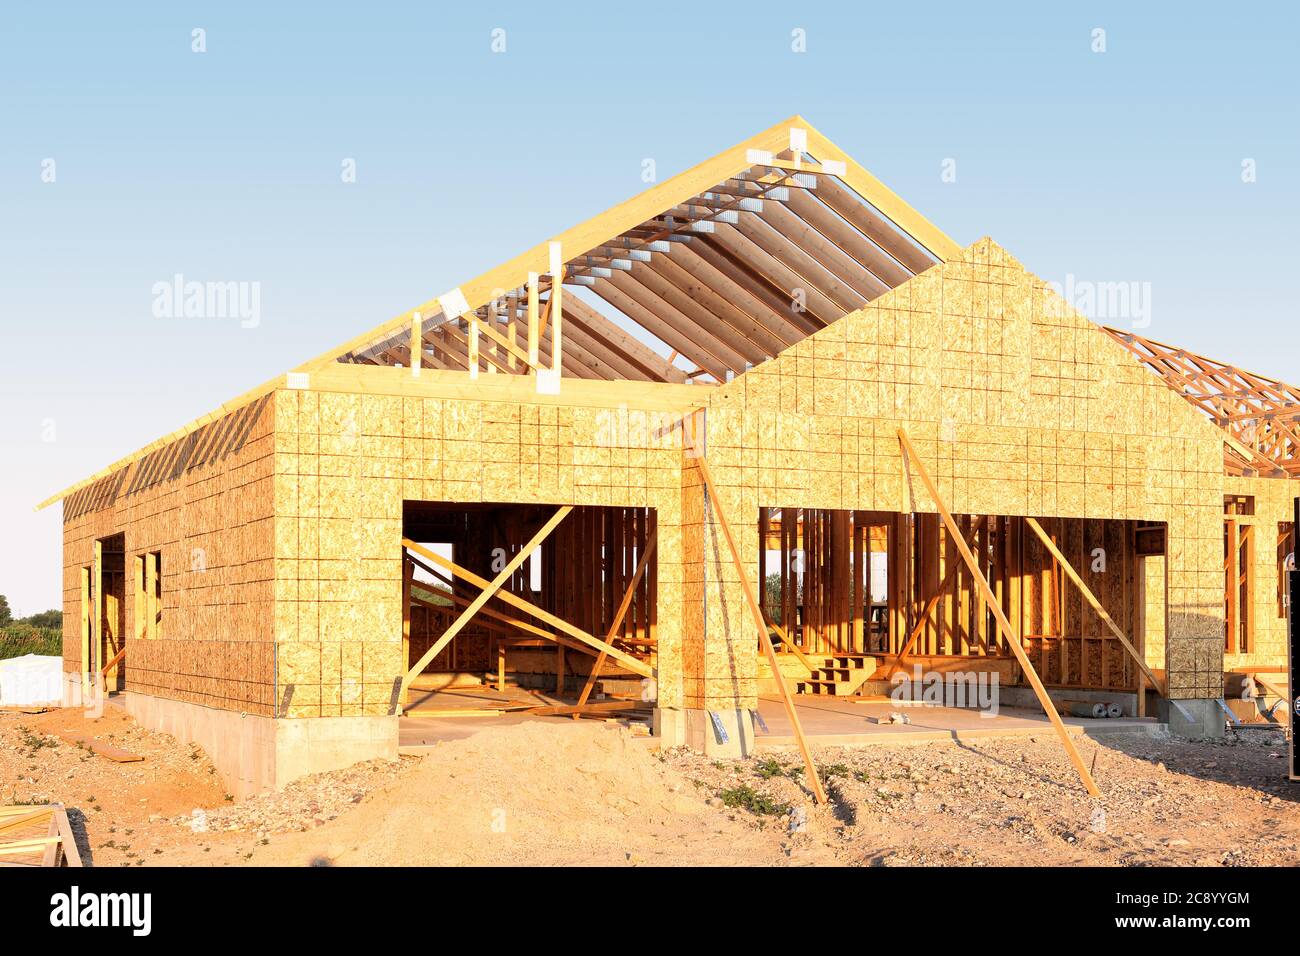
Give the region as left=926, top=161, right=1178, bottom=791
left=231, top=722, right=789, bottom=867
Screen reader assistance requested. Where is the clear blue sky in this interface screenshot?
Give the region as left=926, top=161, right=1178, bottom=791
left=2, top=1, right=1296, bottom=615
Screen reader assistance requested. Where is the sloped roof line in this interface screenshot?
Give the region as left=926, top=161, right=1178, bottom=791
left=38, top=117, right=961, bottom=509
left=295, top=114, right=964, bottom=376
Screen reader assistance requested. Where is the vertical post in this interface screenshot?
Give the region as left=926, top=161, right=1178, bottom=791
left=506, top=291, right=519, bottom=371
left=467, top=319, right=480, bottom=380
left=410, top=311, right=421, bottom=377
left=527, top=272, right=540, bottom=367
left=134, top=555, right=144, bottom=640
left=1225, top=518, right=1238, bottom=652
left=92, top=540, right=103, bottom=680
left=80, top=566, right=91, bottom=700
left=852, top=514, right=864, bottom=653
left=549, top=242, right=563, bottom=373
left=1289, top=495, right=1299, bottom=781
left=145, top=552, right=159, bottom=641
left=758, top=507, right=769, bottom=625
left=1242, top=524, right=1256, bottom=653
left=401, top=556, right=413, bottom=675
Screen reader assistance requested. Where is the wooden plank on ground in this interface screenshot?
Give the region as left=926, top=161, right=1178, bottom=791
left=58, top=733, right=144, bottom=763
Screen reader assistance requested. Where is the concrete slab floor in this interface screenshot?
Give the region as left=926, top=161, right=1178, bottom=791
left=399, top=685, right=654, bottom=750
left=752, top=695, right=1161, bottom=749
left=396, top=690, right=1160, bottom=754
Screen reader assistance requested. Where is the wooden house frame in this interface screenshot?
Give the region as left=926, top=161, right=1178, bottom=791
left=40, top=116, right=1289, bottom=795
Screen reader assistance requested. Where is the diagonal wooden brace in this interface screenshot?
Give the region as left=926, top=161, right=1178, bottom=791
left=402, top=538, right=654, bottom=680
left=897, top=428, right=1100, bottom=797
left=399, top=507, right=572, bottom=699
left=1024, top=517, right=1167, bottom=698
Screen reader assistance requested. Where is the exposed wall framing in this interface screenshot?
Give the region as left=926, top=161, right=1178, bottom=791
left=761, top=507, right=1153, bottom=692
left=402, top=503, right=657, bottom=688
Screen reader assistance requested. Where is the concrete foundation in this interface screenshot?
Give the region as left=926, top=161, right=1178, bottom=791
left=683, top=707, right=756, bottom=757
left=118, top=691, right=398, bottom=798
left=653, top=705, right=757, bottom=755
left=996, top=686, right=1141, bottom=718
left=1160, top=697, right=1226, bottom=737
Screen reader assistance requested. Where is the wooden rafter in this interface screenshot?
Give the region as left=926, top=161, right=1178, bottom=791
left=314, top=118, right=954, bottom=385
left=1104, top=327, right=1300, bottom=477
left=41, top=117, right=960, bottom=510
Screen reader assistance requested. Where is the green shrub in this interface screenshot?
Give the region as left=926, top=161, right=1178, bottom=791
left=718, top=784, right=790, bottom=816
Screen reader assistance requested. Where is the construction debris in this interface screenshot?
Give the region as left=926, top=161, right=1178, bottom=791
left=0, top=803, right=82, bottom=867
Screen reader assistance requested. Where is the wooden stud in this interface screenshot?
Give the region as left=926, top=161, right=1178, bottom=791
left=401, top=556, right=413, bottom=676
left=549, top=242, right=564, bottom=374
left=92, top=539, right=102, bottom=691
left=527, top=272, right=540, bottom=367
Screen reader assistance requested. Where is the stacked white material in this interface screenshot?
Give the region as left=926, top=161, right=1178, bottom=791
left=0, top=654, right=63, bottom=707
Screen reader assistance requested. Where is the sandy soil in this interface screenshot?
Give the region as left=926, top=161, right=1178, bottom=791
left=3, top=707, right=1296, bottom=867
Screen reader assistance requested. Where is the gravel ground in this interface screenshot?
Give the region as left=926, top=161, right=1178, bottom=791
left=5, top=706, right=1295, bottom=866
left=664, top=728, right=1300, bottom=866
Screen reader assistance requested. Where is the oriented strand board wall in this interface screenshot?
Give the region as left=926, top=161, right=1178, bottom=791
left=1141, top=555, right=1167, bottom=672
left=1225, top=474, right=1293, bottom=671
left=62, top=402, right=277, bottom=714
left=271, top=381, right=692, bottom=719
left=700, top=237, right=1227, bottom=705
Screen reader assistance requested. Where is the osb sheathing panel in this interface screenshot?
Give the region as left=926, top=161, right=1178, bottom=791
left=1224, top=474, right=1293, bottom=671
left=61, top=236, right=1249, bottom=718
left=61, top=403, right=277, bottom=715
left=1142, top=555, right=1167, bottom=672
left=702, top=238, right=1228, bottom=702
left=273, top=388, right=690, bottom=718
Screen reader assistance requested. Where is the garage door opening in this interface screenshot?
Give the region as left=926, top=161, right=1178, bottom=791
left=759, top=507, right=1167, bottom=717
left=399, top=501, right=657, bottom=730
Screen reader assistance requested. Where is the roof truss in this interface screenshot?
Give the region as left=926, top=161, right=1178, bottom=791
left=1103, top=327, right=1300, bottom=477
left=309, top=116, right=961, bottom=385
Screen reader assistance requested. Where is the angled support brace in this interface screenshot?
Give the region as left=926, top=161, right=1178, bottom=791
left=573, top=527, right=658, bottom=716
left=897, top=428, right=1100, bottom=797
left=399, top=507, right=572, bottom=700
left=692, top=449, right=828, bottom=805
left=402, top=539, right=654, bottom=680
left=1024, top=517, right=1168, bottom=698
